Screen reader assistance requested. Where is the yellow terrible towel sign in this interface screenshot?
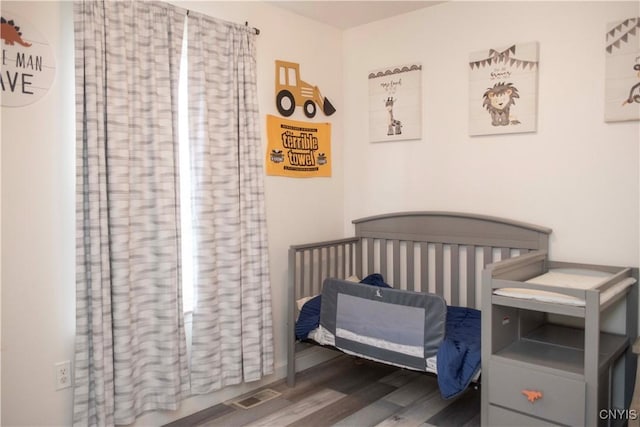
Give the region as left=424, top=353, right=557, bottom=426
left=266, top=115, right=332, bottom=178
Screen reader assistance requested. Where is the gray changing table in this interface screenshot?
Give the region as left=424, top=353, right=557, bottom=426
left=481, top=251, right=638, bottom=426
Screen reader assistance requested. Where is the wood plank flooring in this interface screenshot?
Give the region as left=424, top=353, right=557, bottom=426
left=165, top=355, right=480, bottom=427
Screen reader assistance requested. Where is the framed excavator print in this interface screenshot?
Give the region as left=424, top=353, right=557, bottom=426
left=368, top=63, right=422, bottom=142
left=605, top=17, right=640, bottom=122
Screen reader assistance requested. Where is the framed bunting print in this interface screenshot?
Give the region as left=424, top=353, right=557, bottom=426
left=605, top=17, right=640, bottom=122
left=469, top=42, right=539, bottom=136
left=368, top=64, right=422, bottom=142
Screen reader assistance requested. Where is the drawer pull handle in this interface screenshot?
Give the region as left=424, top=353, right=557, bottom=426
left=522, top=389, right=543, bottom=403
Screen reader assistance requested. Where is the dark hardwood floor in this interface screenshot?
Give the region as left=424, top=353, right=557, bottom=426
left=165, top=355, right=481, bottom=427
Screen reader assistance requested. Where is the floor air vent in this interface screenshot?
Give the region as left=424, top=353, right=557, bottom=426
left=231, top=388, right=281, bottom=410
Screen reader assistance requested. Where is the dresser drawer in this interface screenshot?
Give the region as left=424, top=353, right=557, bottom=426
left=488, top=404, right=561, bottom=426
left=488, top=359, right=585, bottom=426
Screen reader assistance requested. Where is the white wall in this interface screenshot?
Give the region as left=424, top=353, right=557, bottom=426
left=2, top=1, right=639, bottom=426
left=2, top=2, right=76, bottom=426
left=1, top=1, right=343, bottom=426
left=342, top=1, right=639, bottom=270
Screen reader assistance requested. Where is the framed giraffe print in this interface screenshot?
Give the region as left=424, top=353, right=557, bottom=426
left=368, top=64, right=422, bottom=142
left=605, top=17, right=640, bottom=122
left=468, top=42, right=539, bottom=136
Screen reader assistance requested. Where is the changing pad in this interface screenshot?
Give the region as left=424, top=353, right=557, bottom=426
left=493, top=268, right=636, bottom=306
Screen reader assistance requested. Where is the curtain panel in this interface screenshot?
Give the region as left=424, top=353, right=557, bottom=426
left=74, top=1, right=275, bottom=423
left=186, top=12, right=274, bottom=394
left=73, top=1, right=188, bottom=425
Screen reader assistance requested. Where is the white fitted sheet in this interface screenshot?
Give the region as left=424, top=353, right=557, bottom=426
left=493, top=268, right=636, bottom=306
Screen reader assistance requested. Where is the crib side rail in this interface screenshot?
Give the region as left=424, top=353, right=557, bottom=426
left=289, top=237, right=360, bottom=302
left=287, top=237, right=359, bottom=386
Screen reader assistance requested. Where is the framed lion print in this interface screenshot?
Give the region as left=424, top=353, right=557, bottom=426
left=468, top=41, right=539, bottom=136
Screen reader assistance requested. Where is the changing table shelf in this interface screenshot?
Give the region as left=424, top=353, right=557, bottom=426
left=495, top=323, right=629, bottom=377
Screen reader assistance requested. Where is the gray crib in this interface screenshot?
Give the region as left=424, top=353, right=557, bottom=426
left=286, top=211, right=553, bottom=386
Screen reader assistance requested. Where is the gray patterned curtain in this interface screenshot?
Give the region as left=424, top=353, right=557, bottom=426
left=186, top=12, right=274, bottom=394
left=73, top=1, right=188, bottom=425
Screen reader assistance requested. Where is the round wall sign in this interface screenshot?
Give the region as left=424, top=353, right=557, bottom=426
left=1, top=10, right=56, bottom=107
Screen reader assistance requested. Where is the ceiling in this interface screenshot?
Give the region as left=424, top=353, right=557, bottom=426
left=267, top=1, right=445, bottom=30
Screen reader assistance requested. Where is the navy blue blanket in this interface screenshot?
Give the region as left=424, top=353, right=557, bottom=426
left=294, top=275, right=480, bottom=399
left=436, top=305, right=481, bottom=399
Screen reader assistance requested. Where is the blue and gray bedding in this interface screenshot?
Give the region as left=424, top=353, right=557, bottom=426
left=294, top=274, right=481, bottom=399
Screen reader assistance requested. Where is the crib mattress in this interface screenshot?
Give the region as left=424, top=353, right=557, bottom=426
left=493, top=268, right=637, bottom=306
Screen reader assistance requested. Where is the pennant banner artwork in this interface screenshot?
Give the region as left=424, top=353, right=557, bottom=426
left=606, top=17, right=639, bottom=54
left=265, top=115, right=332, bottom=178
left=469, top=45, right=537, bottom=71
left=605, top=17, right=640, bottom=122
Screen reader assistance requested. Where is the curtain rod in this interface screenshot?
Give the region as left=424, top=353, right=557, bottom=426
left=184, top=9, right=260, bottom=35
left=245, top=21, right=261, bottom=36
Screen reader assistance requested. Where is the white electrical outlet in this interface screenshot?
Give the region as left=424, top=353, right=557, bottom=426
left=55, top=360, right=72, bottom=390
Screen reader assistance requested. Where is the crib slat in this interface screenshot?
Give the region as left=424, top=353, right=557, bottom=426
left=353, top=241, right=358, bottom=277
left=309, top=249, right=315, bottom=294
left=295, top=252, right=302, bottom=300
left=406, top=241, right=415, bottom=291
left=420, top=242, right=429, bottom=293
left=483, top=246, right=492, bottom=267
left=344, top=244, right=358, bottom=277
left=314, top=249, right=321, bottom=295
left=450, top=244, right=459, bottom=306
left=325, top=247, right=331, bottom=281
left=435, top=243, right=443, bottom=296
left=304, top=250, right=311, bottom=297
left=316, top=248, right=322, bottom=288
left=341, top=243, right=346, bottom=278
left=316, top=249, right=322, bottom=294
left=393, top=239, right=401, bottom=287
left=380, top=238, right=388, bottom=280
left=350, top=244, right=354, bottom=277
left=466, top=245, right=476, bottom=308
left=297, top=251, right=303, bottom=298
left=344, top=243, right=350, bottom=278
left=366, top=238, right=374, bottom=277
left=331, top=247, right=335, bottom=278
left=356, top=240, right=363, bottom=279
left=343, top=244, right=349, bottom=278
left=320, top=247, right=327, bottom=286
left=501, top=247, right=510, bottom=261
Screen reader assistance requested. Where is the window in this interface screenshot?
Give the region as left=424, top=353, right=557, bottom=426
left=179, top=29, right=194, bottom=313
